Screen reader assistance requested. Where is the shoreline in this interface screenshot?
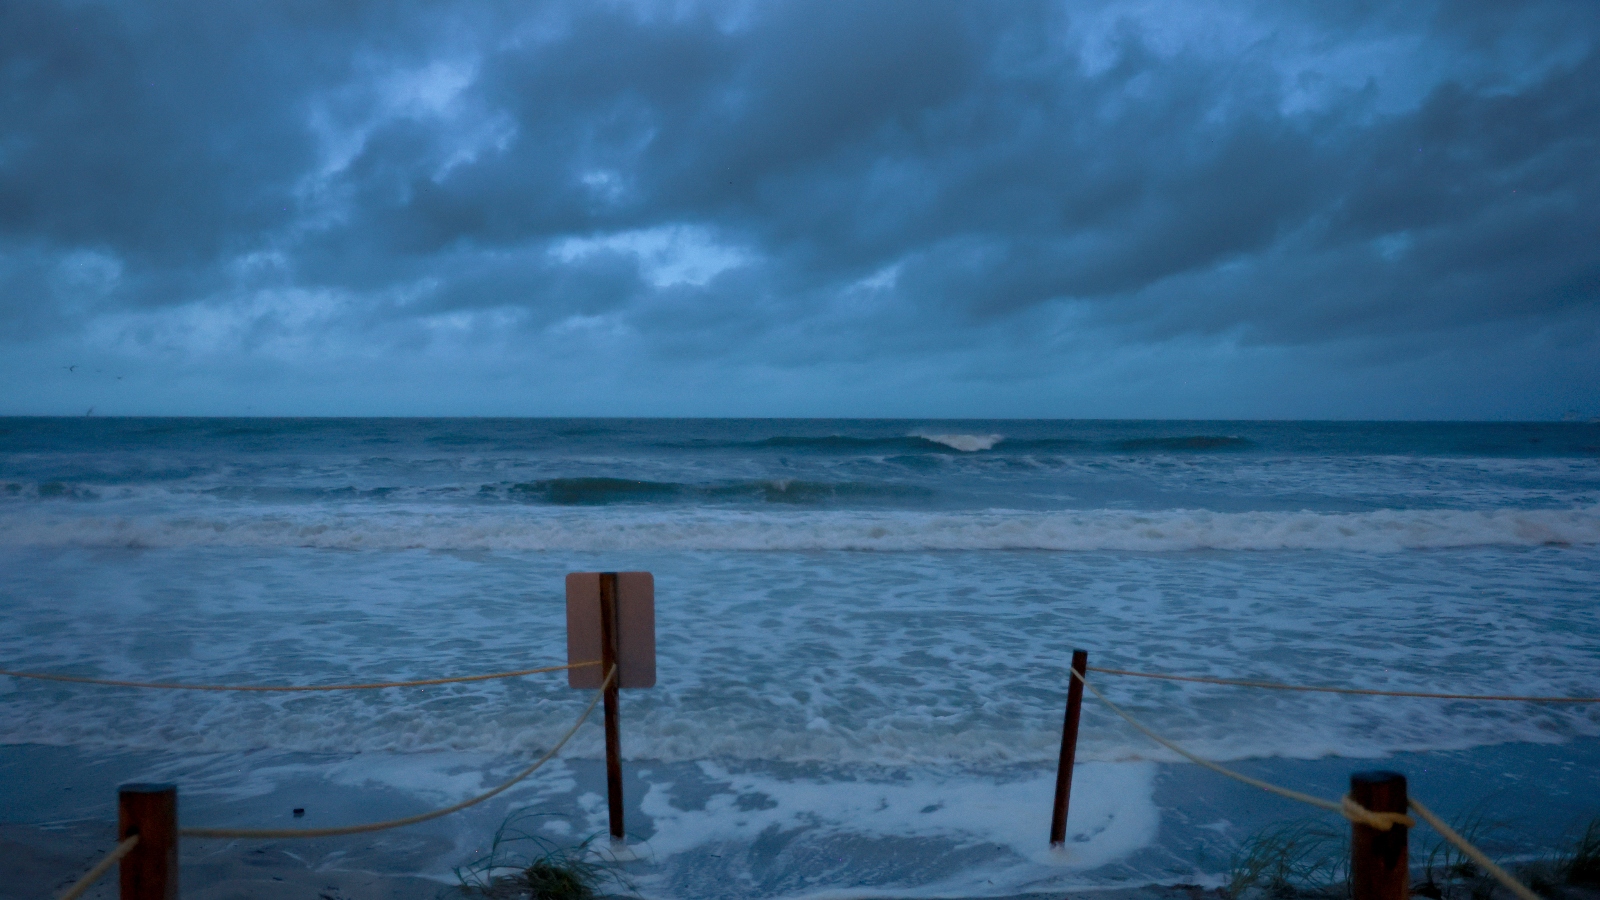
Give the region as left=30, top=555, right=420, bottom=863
left=6, top=739, right=1600, bottom=900
left=1, top=817, right=1232, bottom=900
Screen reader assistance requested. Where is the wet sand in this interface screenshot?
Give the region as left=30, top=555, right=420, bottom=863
left=2, top=819, right=451, bottom=900
left=7, top=738, right=1600, bottom=900
left=3, top=817, right=1231, bottom=900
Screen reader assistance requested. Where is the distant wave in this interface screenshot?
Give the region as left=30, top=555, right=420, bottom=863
left=0, top=477, right=934, bottom=506
left=761, top=432, right=998, bottom=451
left=496, top=477, right=933, bottom=505
left=990, top=438, right=1093, bottom=451
left=753, top=435, right=991, bottom=453
left=1112, top=436, right=1253, bottom=452
left=650, top=433, right=1013, bottom=453
left=911, top=432, right=1003, bottom=452
left=6, top=506, right=1596, bottom=552
left=506, top=477, right=682, bottom=504
left=2, top=481, right=103, bottom=500
left=660, top=433, right=1256, bottom=454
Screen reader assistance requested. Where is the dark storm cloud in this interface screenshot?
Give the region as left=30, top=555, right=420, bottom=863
left=2, top=0, right=1597, bottom=365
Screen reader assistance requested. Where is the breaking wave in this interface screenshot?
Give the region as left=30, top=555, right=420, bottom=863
left=1112, top=436, right=1253, bottom=452
left=666, top=433, right=1257, bottom=454
left=493, top=477, right=933, bottom=505
left=1, top=478, right=934, bottom=506
left=4, top=505, right=1596, bottom=552
left=912, top=432, right=1004, bottom=452
left=749, top=435, right=1000, bottom=453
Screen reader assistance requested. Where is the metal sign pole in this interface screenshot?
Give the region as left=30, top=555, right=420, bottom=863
left=598, top=572, right=625, bottom=841
left=1050, top=649, right=1088, bottom=846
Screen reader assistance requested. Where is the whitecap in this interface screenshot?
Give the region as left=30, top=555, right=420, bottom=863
left=912, top=432, right=1004, bottom=452
left=7, top=505, right=1598, bottom=552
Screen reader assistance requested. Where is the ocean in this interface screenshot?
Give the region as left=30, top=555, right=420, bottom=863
left=3, top=418, right=1599, bottom=898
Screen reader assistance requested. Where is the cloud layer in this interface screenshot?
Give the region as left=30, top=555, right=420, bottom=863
left=3, top=0, right=1597, bottom=416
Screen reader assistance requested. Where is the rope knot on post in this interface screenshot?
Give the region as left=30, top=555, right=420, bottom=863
left=1340, top=794, right=1415, bottom=831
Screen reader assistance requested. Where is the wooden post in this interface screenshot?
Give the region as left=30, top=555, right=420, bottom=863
left=119, top=783, right=177, bottom=900
left=599, top=572, right=625, bottom=841
left=1050, top=649, right=1088, bottom=846
left=1350, top=771, right=1408, bottom=900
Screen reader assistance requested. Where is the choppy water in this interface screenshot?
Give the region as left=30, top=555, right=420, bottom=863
left=3, top=418, right=1599, bottom=896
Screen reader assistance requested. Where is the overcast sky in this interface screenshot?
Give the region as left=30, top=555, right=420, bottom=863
left=2, top=0, right=1597, bottom=418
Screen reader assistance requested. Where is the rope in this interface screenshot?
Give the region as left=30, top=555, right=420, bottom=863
left=180, top=666, right=614, bottom=839
left=1069, top=669, right=1544, bottom=897
left=1086, top=666, right=1600, bottom=703
left=1068, top=667, right=1412, bottom=830
left=57, top=834, right=138, bottom=900
left=1410, top=797, right=1541, bottom=900
left=0, top=661, right=596, bottom=692
left=1339, top=795, right=1413, bottom=831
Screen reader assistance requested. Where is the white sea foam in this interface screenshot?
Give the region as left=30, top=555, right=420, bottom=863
left=633, top=761, right=1160, bottom=894
left=4, top=535, right=1599, bottom=896
left=82, top=746, right=1166, bottom=897
left=5, top=542, right=1599, bottom=766
left=4, top=505, right=1597, bottom=552
left=6, top=421, right=1599, bottom=897
left=914, top=432, right=1004, bottom=452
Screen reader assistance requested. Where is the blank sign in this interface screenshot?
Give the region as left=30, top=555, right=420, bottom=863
left=566, top=572, right=656, bottom=689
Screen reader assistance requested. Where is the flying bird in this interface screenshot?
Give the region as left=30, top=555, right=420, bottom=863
left=63, top=364, right=77, bottom=372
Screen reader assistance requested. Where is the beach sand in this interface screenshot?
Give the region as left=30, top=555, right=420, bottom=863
left=3, top=818, right=1231, bottom=900
left=7, top=738, right=1600, bottom=900
left=13, top=824, right=1600, bottom=900
left=3, top=820, right=450, bottom=900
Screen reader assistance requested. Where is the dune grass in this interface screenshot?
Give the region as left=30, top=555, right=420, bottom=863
left=1224, top=804, right=1600, bottom=900
left=1559, top=817, right=1600, bottom=887
left=1222, top=803, right=1587, bottom=900
left=1415, top=801, right=1510, bottom=899
left=1227, top=819, right=1348, bottom=899
left=453, top=812, right=632, bottom=900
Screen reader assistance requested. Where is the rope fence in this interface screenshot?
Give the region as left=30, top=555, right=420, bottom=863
left=30, top=569, right=661, bottom=900
left=2, top=660, right=597, bottom=692
left=1087, top=665, right=1600, bottom=703
left=1410, top=797, right=1542, bottom=900
left=43, top=661, right=610, bottom=900
left=13, top=659, right=1583, bottom=701
left=181, top=665, right=613, bottom=839
left=1068, top=667, right=1407, bottom=828
left=29, top=646, right=1592, bottom=900
left=1068, top=666, right=1542, bottom=900
left=56, top=835, right=138, bottom=900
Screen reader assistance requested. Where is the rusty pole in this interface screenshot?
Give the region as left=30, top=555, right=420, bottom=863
left=1350, top=770, right=1409, bottom=900
left=599, top=571, right=625, bottom=841
left=1050, top=649, right=1088, bottom=846
left=118, top=783, right=177, bottom=900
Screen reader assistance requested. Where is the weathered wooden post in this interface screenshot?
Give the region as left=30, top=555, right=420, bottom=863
left=598, top=572, right=625, bottom=842
left=1350, top=771, right=1409, bottom=900
left=1050, top=648, right=1088, bottom=846
left=118, top=783, right=177, bottom=900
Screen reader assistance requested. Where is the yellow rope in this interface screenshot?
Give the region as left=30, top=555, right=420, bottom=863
left=0, top=660, right=596, bottom=692
left=1340, top=794, right=1415, bottom=831
left=180, top=666, right=614, bottom=839
left=1069, top=667, right=1412, bottom=830
left=1071, top=668, right=1547, bottom=897
left=1410, top=797, right=1541, bottom=900
left=1086, top=666, right=1600, bottom=703
left=56, top=834, right=138, bottom=900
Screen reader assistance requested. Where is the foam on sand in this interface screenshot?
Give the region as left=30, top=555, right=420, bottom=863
left=640, top=761, right=1156, bottom=866
left=628, top=761, right=1160, bottom=897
